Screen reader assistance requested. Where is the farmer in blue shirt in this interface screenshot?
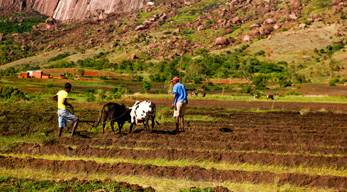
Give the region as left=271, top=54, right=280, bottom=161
left=171, top=77, right=188, bottom=132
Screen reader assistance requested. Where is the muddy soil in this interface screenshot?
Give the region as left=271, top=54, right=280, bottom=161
left=8, top=143, right=347, bottom=169
left=1, top=155, right=347, bottom=190
left=0, top=177, right=155, bottom=192
left=2, top=100, right=347, bottom=190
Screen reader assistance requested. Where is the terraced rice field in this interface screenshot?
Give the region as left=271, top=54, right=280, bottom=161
left=1, top=99, right=347, bottom=191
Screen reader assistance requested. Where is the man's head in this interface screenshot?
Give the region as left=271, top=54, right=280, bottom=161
left=171, top=77, right=179, bottom=84
left=64, top=83, right=72, bottom=92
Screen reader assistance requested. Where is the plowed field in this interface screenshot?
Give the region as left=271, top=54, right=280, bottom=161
left=1, top=98, right=347, bottom=191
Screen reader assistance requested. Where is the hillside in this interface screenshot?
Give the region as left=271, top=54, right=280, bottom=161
left=0, top=0, right=346, bottom=85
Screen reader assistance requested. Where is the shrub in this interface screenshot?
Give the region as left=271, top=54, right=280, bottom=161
left=48, top=52, right=71, bottom=62
left=0, top=85, right=27, bottom=101
left=0, top=16, right=47, bottom=33
left=328, top=77, right=340, bottom=85
left=293, top=74, right=307, bottom=84
left=201, top=84, right=209, bottom=91
left=286, top=91, right=302, bottom=96
left=84, top=89, right=96, bottom=94
left=149, top=74, right=166, bottom=82
left=111, top=87, right=124, bottom=99
left=237, top=85, right=252, bottom=93
left=329, top=82, right=336, bottom=86
left=254, top=50, right=265, bottom=56
left=98, top=90, right=106, bottom=101
left=339, top=77, right=347, bottom=84
left=193, top=77, right=202, bottom=84
left=99, top=75, right=108, bottom=80
left=304, top=20, right=312, bottom=25
left=278, top=76, right=292, bottom=88
left=142, top=81, right=152, bottom=92
left=252, top=74, right=268, bottom=90
left=136, top=75, right=144, bottom=82
left=77, top=69, right=85, bottom=76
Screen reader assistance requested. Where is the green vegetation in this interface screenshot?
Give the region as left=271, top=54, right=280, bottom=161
left=47, top=52, right=71, bottom=62
left=0, top=85, right=27, bottom=101
left=0, top=13, right=47, bottom=33
left=4, top=153, right=347, bottom=179
left=0, top=176, right=141, bottom=192
left=1, top=168, right=321, bottom=192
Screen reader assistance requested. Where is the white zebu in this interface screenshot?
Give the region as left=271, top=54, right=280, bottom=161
left=129, top=101, right=156, bottom=132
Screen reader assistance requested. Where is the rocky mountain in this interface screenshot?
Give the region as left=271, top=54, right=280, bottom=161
left=0, top=0, right=346, bottom=84
left=0, top=0, right=144, bottom=20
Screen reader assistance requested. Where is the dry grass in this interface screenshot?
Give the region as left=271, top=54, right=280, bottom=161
left=248, top=22, right=338, bottom=63
left=0, top=168, right=332, bottom=192
left=3, top=153, right=347, bottom=178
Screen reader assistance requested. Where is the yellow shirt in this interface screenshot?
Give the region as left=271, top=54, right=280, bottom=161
left=57, top=90, right=69, bottom=109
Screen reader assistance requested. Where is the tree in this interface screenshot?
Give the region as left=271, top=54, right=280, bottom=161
left=142, top=81, right=152, bottom=93
left=252, top=73, right=268, bottom=90
left=77, top=69, right=85, bottom=76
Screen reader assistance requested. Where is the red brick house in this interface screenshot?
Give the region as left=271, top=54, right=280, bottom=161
left=58, top=73, right=65, bottom=79
left=27, top=70, right=43, bottom=78
left=42, top=73, right=52, bottom=79
left=18, top=72, right=29, bottom=78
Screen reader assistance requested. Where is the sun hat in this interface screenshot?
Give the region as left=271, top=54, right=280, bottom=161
left=171, top=77, right=179, bottom=82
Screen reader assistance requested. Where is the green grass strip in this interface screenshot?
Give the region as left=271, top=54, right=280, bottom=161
left=2, top=153, right=347, bottom=178
left=0, top=168, right=331, bottom=192
left=127, top=94, right=347, bottom=104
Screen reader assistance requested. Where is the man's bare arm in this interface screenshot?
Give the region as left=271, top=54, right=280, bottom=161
left=52, top=94, right=58, bottom=101
left=171, top=94, right=177, bottom=108
left=62, top=98, right=73, bottom=108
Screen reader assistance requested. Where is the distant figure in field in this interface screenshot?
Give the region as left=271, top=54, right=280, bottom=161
left=191, top=91, right=198, bottom=97
left=171, top=77, right=188, bottom=132
left=52, top=83, right=79, bottom=137
left=254, top=93, right=260, bottom=99
left=267, top=94, right=274, bottom=100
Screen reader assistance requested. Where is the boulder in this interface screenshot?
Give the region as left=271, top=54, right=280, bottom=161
left=223, top=27, right=234, bottom=35
left=159, top=13, right=167, bottom=22
left=249, top=23, right=260, bottom=30
left=289, top=14, right=297, bottom=20
left=46, top=17, right=56, bottom=26
left=149, top=44, right=159, bottom=48
left=273, top=24, right=281, bottom=29
left=99, top=12, right=108, bottom=21
left=243, top=35, right=251, bottom=42
left=289, top=0, right=300, bottom=5
left=114, top=20, right=122, bottom=27
left=143, top=20, right=151, bottom=27
left=259, top=26, right=273, bottom=35
left=173, top=28, right=180, bottom=34
left=299, top=23, right=306, bottom=29
left=122, top=26, right=128, bottom=32
left=232, top=17, right=241, bottom=24
left=131, top=53, right=137, bottom=60
left=88, top=38, right=95, bottom=44
left=197, top=25, right=205, bottom=31
left=135, top=25, right=144, bottom=31
left=264, top=18, right=275, bottom=24
left=213, top=36, right=229, bottom=46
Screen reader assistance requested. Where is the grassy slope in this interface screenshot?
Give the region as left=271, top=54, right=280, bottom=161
left=0, top=0, right=346, bottom=82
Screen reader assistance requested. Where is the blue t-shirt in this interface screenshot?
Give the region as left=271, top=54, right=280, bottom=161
left=173, top=82, right=188, bottom=105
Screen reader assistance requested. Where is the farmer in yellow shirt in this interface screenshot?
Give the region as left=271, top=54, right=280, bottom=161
left=52, top=83, right=79, bottom=137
